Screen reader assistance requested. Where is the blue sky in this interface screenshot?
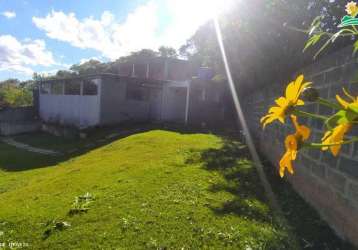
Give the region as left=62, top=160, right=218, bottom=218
left=0, top=0, right=231, bottom=81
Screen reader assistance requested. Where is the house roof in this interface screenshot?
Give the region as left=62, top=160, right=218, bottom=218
left=38, top=73, right=169, bottom=86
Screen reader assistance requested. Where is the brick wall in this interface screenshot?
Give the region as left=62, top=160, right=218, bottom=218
left=244, top=46, right=358, bottom=246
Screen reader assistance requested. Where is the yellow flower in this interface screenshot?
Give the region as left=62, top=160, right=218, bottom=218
left=260, top=75, right=311, bottom=128
left=321, top=89, right=356, bottom=156
left=322, top=123, right=352, bottom=156
left=346, top=1, right=358, bottom=17
left=336, top=88, right=358, bottom=110
left=279, top=115, right=311, bottom=178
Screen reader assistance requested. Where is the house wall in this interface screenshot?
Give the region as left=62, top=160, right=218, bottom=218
left=100, top=76, right=152, bottom=125
left=39, top=79, right=101, bottom=128
left=162, top=85, right=187, bottom=123
left=100, top=76, right=190, bottom=125
left=244, top=46, right=358, bottom=246
left=188, top=80, right=227, bottom=127
left=39, top=75, right=191, bottom=128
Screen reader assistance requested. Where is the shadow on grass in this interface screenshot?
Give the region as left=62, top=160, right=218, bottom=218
left=0, top=123, right=156, bottom=172
left=0, top=122, right=221, bottom=172
left=186, top=139, right=272, bottom=223
left=186, top=135, right=356, bottom=250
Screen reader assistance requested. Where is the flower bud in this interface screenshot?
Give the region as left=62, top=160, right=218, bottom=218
left=302, top=87, right=319, bottom=102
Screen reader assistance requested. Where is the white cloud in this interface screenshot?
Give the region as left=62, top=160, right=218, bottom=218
left=0, top=35, right=55, bottom=75
left=32, top=0, right=234, bottom=60
left=2, top=11, right=16, bottom=19
left=33, top=3, right=159, bottom=60
left=79, top=57, right=101, bottom=65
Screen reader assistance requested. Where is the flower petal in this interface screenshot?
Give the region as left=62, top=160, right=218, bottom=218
left=296, top=99, right=305, bottom=106
left=262, top=115, right=278, bottom=128
left=279, top=152, right=291, bottom=178
left=285, top=81, right=296, bottom=101
left=343, top=87, right=355, bottom=101
left=321, top=123, right=352, bottom=156
left=336, top=95, right=350, bottom=109
left=285, top=134, right=298, bottom=151
left=275, top=97, right=288, bottom=108
left=291, top=150, right=298, bottom=160
left=291, top=115, right=299, bottom=131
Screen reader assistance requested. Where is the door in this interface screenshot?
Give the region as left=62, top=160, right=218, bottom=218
left=149, top=88, right=162, bottom=121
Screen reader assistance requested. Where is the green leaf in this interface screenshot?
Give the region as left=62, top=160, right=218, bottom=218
left=303, top=34, right=322, bottom=52
left=339, top=16, right=358, bottom=27
left=311, top=16, right=323, bottom=28
left=332, top=29, right=350, bottom=42
left=325, top=109, right=358, bottom=129
left=348, top=103, right=358, bottom=114
left=325, top=111, right=341, bottom=129
left=325, top=110, right=347, bottom=128
left=346, top=109, right=358, bottom=122
left=337, top=112, right=350, bottom=124
left=309, top=16, right=323, bottom=35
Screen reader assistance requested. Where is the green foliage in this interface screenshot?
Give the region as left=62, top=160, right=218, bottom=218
left=339, top=15, right=358, bottom=27
left=70, top=60, right=106, bottom=76
left=43, top=220, right=71, bottom=239
left=0, top=79, right=33, bottom=108
left=34, top=46, right=180, bottom=80
left=325, top=106, right=358, bottom=130
left=175, top=0, right=353, bottom=94
left=158, top=46, right=178, bottom=58
left=303, top=34, right=323, bottom=52
left=303, top=2, right=358, bottom=58
left=68, top=193, right=94, bottom=216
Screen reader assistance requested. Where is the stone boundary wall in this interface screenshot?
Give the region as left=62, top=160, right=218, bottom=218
left=244, top=46, right=358, bottom=246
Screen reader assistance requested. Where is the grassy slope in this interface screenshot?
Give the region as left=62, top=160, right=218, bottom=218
left=0, top=130, right=289, bottom=249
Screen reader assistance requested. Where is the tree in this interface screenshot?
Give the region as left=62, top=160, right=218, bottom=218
left=0, top=79, right=32, bottom=108
left=0, top=78, right=20, bottom=87
left=56, top=70, right=77, bottom=78
left=179, top=0, right=350, bottom=94
left=116, top=49, right=159, bottom=63
left=158, top=46, right=178, bottom=58
left=70, top=59, right=106, bottom=76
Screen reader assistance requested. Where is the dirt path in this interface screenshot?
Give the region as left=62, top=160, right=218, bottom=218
left=1, top=137, right=61, bottom=156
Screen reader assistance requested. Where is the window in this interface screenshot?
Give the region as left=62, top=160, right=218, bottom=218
left=40, top=82, right=51, bottom=94
left=64, top=80, right=81, bottom=95
left=126, top=83, right=149, bottom=101
left=51, top=82, right=63, bottom=95
left=134, top=63, right=147, bottom=78
left=83, top=80, right=98, bottom=96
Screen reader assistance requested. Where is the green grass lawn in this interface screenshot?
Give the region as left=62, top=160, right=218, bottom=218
left=0, top=129, right=354, bottom=249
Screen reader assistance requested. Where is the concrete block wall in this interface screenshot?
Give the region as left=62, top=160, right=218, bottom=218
left=0, top=107, right=37, bottom=122
left=244, top=46, right=358, bottom=246
left=0, top=121, right=41, bottom=136
left=0, top=107, right=40, bottom=136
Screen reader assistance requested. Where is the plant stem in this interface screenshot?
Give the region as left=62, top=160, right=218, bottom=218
left=304, top=136, right=358, bottom=149
left=292, top=109, right=327, bottom=120
left=317, top=98, right=341, bottom=110
left=353, top=25, right=358, bottom=34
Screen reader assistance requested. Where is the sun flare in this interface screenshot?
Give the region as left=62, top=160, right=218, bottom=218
left=167, top=0, right=235, bottom=25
